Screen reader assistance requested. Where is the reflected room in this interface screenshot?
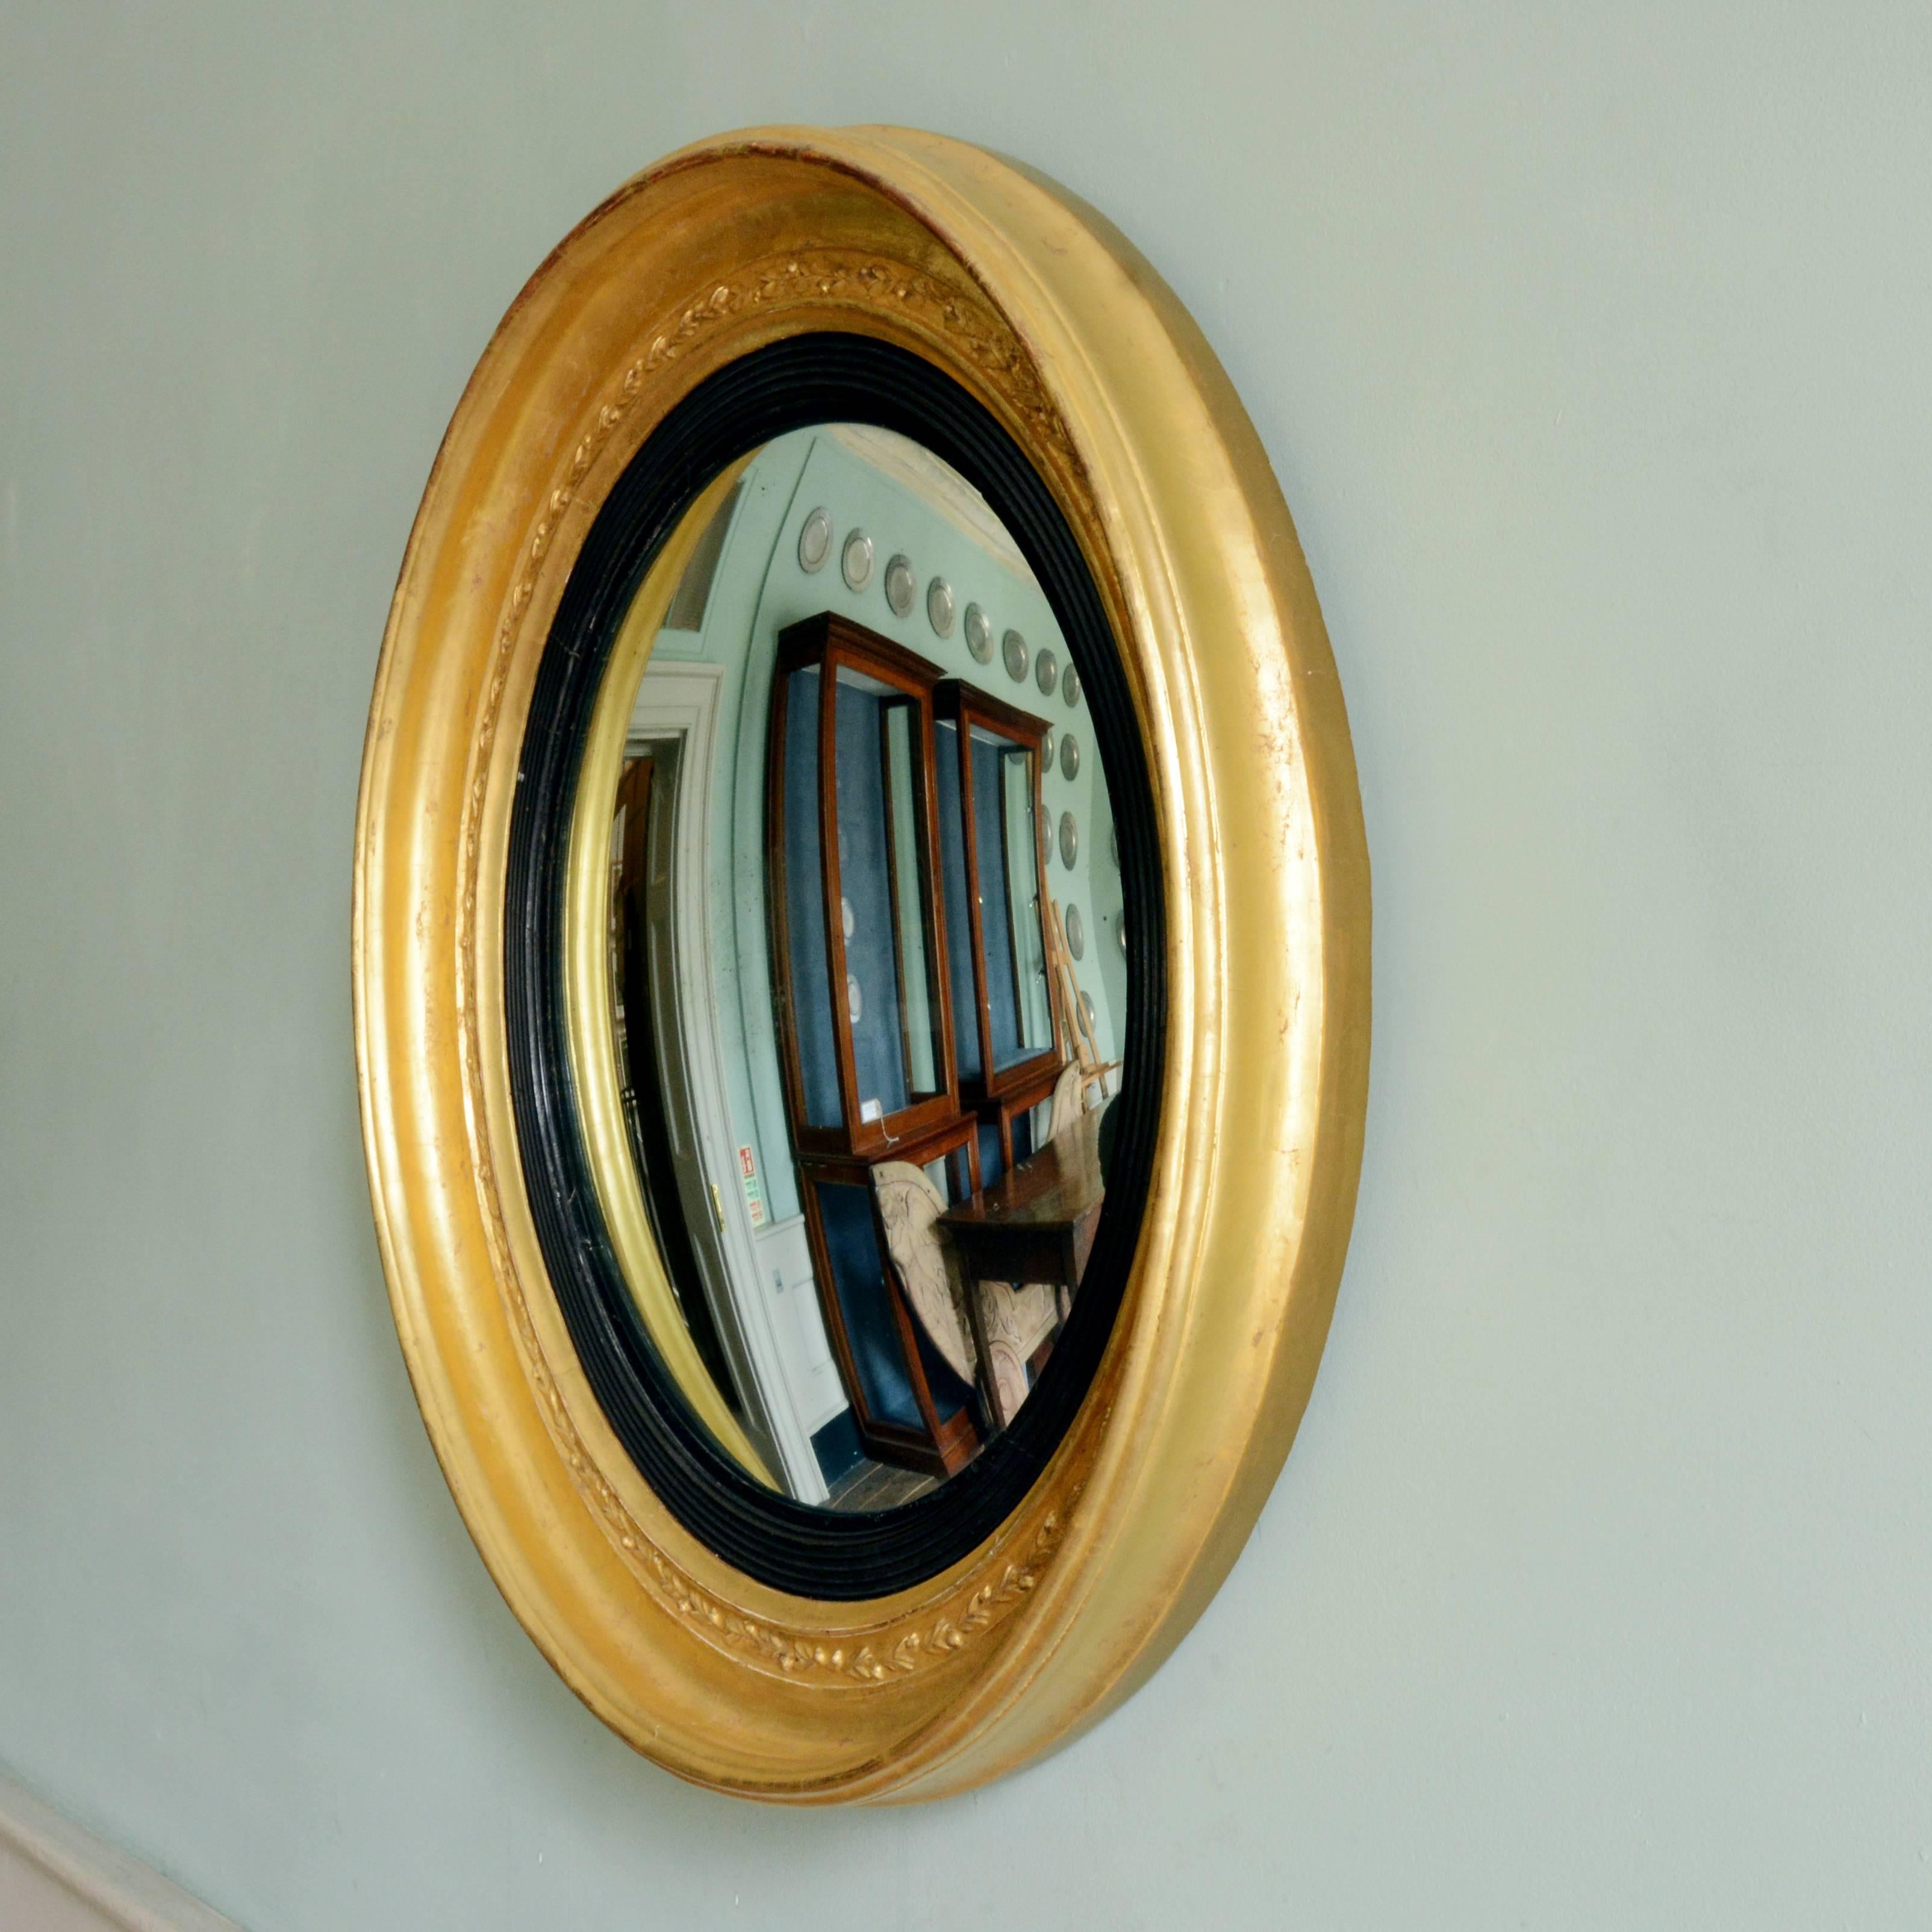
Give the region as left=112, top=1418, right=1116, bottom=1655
left=591, top=426, right=1128, bottom=1509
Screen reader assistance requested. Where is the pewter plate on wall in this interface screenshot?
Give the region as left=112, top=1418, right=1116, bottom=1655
left=798, top=506, right=832, bottom=573
left=1002, top=627, right=1028, bottom=682
left=964, top=602, right=993, bottom=663
left=927, top=576, right=955, bottom=637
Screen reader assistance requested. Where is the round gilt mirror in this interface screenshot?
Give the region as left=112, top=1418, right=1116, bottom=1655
left=354, top=125, right=1370, bottom=1802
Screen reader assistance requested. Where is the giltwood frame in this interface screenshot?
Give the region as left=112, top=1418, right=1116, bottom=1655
left=353, top=125, right=1371, bottom=1802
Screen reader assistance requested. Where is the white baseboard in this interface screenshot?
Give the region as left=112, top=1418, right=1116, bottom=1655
left=0, top=1774, right=240, bottom=1932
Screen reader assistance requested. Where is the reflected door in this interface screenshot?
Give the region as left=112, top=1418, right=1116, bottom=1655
left=611, top=738, right=787, bottom=1480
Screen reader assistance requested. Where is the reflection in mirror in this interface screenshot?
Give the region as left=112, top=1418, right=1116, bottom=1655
left=585, top=425, right=1127, bottom=1511
left=880, top=697, right=941, bottom=1097
left=1000, top=741, right=1053, bottom=1058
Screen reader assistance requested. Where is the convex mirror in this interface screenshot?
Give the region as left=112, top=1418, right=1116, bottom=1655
left=567, top=422, right=1137, bottom=1532
left=355, top=126, right=1370, bottom=1802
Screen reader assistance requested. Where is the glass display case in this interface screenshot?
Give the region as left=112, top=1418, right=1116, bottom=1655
left=933, top=678, right=1064, bottom=1186
left=767, top=613, right=982, bottom=1474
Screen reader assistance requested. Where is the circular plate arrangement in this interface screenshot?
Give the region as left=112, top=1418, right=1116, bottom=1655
left=1001, top=626, right=1029, bottom=682
left=354, top=125, right=1370, bottom=1807
left=1064, top=665, right=1082, bottom=709
left=1035, top=647, right=1059, bottom=695
left=1061, top=732, right=1080, bottom=781
left=884, top=552, right=916, bottom=617
left=841, top=528, right=873, bottom=591
left=1059, top=811, right=1079, bottom=868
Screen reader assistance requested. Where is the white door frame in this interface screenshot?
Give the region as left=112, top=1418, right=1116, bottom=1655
left=628, top=661, right=828, bottom=1501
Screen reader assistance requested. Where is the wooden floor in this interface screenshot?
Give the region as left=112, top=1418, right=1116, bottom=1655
left=823, top=1457, right=941, bottom=1512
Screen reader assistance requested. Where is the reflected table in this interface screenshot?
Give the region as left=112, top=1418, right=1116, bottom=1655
left=940, top=1106, right=1106, bottom=1426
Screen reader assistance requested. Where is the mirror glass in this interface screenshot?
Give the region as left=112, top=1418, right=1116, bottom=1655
left=589, top=425, right=1129, bottom=1510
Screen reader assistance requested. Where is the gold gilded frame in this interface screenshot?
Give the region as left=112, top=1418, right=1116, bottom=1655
left=352, top=126, right=1370, bottom=1802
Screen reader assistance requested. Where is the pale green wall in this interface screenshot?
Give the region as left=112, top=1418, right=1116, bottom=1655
left=4, top=5, right=1930, bottom=1928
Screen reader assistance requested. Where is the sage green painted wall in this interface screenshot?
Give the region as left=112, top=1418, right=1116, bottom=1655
left=2, top=4, right=1929, bottom=1928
